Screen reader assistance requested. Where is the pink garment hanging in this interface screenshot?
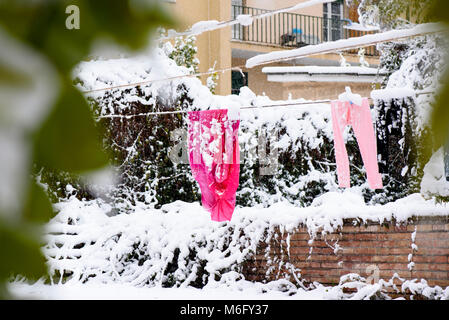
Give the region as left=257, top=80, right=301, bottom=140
left=331, top=98, right=383, bottom=189
left=188, top=109, right=240, bottom=222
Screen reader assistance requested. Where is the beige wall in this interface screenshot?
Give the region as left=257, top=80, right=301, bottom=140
left=164, top=0, right=232, bottom=96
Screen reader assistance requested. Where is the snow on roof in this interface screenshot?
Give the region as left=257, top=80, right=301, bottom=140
left=262, top=66, right=380, bottom=75
left=262, top=66, right=383, bottom=83
left=246, top=23, right=446, bottom=68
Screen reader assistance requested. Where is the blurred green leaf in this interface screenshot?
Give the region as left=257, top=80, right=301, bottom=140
left=22, top=180, right=55, bottom=223
left=33, top=82, right=109, bottom=173
left=0, top=0, right=175, bottom=73
left=430, top=74, right=449, bottom=141
left=0, top=0, right=176, bottom=297
left=0, top=221, right=47, bottom=281
left=0, top=63, right=30, bottom=87
left=426, top=0, right=449, bottom=154
left=428, top=0, right=449, bottom=22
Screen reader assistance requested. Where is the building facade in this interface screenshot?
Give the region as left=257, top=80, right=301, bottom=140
left=164, top=0, right=380, bottom=100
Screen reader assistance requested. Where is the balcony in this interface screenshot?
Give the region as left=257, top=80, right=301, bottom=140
left=231, top=5, right=378, bottom=56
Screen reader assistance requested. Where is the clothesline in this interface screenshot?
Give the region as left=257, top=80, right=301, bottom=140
left=96, top=90, right=434, bottom=119
left=97, top=100, right=333, bottom=119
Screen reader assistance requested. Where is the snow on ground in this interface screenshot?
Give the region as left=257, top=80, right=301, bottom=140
left=9, top=271, right=449, bottom=300
left=8, top=281, right=325, bottom=300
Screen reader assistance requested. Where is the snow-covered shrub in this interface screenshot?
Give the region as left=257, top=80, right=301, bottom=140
left=163, top=35, right=200, bottom=75
left=374, top=97, right=420, bottom=200
left=43, top=197, right=283, bottom=288
left=374, top=32, right=449, bottom=199
left=42, top=193, right=449, bottom=296
left=206, top=63, right=219, bottom=94
left=35, top=43, right=434, bottom=209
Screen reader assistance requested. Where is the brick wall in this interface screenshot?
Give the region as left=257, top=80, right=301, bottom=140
left=242, top=216, right=449, bottom=292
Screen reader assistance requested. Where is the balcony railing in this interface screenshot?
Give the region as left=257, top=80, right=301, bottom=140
left=231, top=5, right=378, bottom=56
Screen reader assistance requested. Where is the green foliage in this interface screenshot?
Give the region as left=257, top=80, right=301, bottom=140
left=0, top=0, right=174, bottom=298
left=166, top=36, right=200, bottom=74
left=0, top=221, right=47, bottom=285
left=206, top=64, right=219, bottom=94
left=0, top=0, right=174, bottom=73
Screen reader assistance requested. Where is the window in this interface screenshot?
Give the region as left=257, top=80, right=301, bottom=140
left=232, top=71, right=248, bottom=95
left=323, top=2, right=343, bottom=42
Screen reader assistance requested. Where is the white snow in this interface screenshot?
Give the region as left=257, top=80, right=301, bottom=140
left=8, top=190, right=449, bottom=300
left=370, top=87, right=416, bottom=100
left=236, top=14, right=253, bottom=27
left=35, top=191, right=449, bottom=291
left=421, top=148, right=449, bottom=198
left=338, top=86, right=363, bottom=106
left=189, top=20, right=220, bottom=35
left=246, top=23, right=446, bottom=68
left=262, top=66, right=380, bottom=75
left=344, top=23, right=380, bottom=32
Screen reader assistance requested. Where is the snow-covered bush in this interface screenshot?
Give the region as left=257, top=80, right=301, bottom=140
left=163, top=35, right=200, bottom=75
left=374, top=32, right=449, bottom=198
left=41, top=191, right=449, bottom=297
left=36, top=42, right=434, bottom=210
left=354, top=0, right=449, bottom=200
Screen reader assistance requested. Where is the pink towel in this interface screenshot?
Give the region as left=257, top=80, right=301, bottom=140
left=188, top=109, right=240, bottom=222
left=331, top=98, right=383, bottom=189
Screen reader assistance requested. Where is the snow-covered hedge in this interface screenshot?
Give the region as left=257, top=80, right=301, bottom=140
left=33, top=37, right=449, bottom=298
left=34, top=45, right=431, bottom=210
left=42, top=192, right=449, bottom=299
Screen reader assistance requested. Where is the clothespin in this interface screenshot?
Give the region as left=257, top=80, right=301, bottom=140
left=338, top=86, right=363, bottom=106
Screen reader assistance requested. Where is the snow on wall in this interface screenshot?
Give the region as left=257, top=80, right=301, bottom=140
left=43, top=191, right=449, bottom=289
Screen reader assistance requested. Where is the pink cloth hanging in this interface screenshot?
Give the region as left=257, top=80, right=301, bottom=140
left=331, top=98, right=383, bottom=189
left=188, top=109, right=240, bottom=222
